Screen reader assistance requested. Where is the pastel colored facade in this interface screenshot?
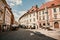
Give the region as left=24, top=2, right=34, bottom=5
left=19, top=5, right=39, bottom=29
left=19, top=0, right=60, bottom=29
left=5, top=7, right=11, bottom=26
left=38, top=0, right=60, bottom=29
left=0, top=0, right=14, bottom=31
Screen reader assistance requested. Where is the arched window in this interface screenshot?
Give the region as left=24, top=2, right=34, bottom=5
left=54, top=22, right=59, bottom=28
left=54, top=22, right=58, bottom=24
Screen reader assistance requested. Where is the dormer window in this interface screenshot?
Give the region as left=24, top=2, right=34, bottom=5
left=32, top=10, right=34, bottom=11
left=51, top=4, right=55, bottom=6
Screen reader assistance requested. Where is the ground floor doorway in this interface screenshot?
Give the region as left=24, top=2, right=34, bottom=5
left=54, top=22, right=59, bottom=28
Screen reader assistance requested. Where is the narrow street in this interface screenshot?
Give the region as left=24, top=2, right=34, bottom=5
left=0, top=28, right=56, bottom=40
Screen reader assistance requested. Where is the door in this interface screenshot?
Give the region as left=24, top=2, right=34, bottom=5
left=39, top=24, right=42, bottom=28
left=54, top=22, right=59, bottom=28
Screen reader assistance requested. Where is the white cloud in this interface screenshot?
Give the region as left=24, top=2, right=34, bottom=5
left=19, top=11, right=27, bottom=17
left=13, top=10, right=27, bottom=21
left=6, top=0, right=22, bottom=7
left=10, top=3, right=15, bottom=7
left=45, top=0, right=53, bottom=2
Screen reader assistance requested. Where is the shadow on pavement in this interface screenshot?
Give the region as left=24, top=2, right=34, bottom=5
left=32, top=31, right=57, bottom=40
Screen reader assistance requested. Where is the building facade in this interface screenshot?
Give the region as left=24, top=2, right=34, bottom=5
left=19, top=0, right=60, bottom=29
left=38, top=0, right=60, bottom=29
left=0, top=0, right=14, bottom=31
left=19, top=5, right=39, bottom=29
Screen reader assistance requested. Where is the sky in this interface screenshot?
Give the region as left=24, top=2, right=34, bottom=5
left=6, top=0, right=53, bottom=21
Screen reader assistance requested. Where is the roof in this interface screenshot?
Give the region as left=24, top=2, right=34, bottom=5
left=28, top=5, right=39, bottom=13
left=19, top=0, right=60, bottom=20
left=19, top=5, right=39, bottom=20
left=39, top=0, right=60, bottom=10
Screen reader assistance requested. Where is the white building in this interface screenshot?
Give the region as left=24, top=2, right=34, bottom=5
left=19, top=5, right=39, bottom=29
left=19, top=0, right=60, bottom=29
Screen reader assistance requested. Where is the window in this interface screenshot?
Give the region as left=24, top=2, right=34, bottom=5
left=39, top=17, right=41, bottom=20
left=43, top=16, right=45, bottom=20
left=42, top=11, right=44, bottom=14
left=27, top=20, right=28, bottom=22
left=33, top=18, right=35, bottom=22
left=47, top=23, right=50, bottom=25
left=0, top=12, right=1, bottom=18
left=27, top=15, right=28, bottom=17
left=59, top=8, right=60, bottom=12
left=54, top=14, right=57, bottom=19
left=53, top=8, right=56, bottom=13
left=30, top=14, right=31, bottom=17
left=33, top=13, right=35, bottom=16
left=39, top=11, right=41, bottom=15
left=0, top=10, right=2, bottom=18
left=30, top=19, right=31, bottom=22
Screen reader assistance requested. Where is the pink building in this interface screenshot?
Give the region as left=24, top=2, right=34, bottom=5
left=38, top=0, right=60, bottom=29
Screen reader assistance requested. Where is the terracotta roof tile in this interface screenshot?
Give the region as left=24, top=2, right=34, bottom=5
left=39, top=0, right=60, bottom=10
left=28, top=5, right=39, bottom=13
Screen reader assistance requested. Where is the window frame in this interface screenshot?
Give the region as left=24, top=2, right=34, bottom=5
left=59, top=7, right=60, bottom=12
left=53, top=8, right=56, bottom=13
left=54, top=14, right=57, bottom=19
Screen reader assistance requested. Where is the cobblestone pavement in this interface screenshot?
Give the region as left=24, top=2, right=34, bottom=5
left=0, top=28, right=57, bottom=40
left=26, top=29, right=60, bottom=40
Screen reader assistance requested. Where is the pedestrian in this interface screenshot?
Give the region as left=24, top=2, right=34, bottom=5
left=3, top=26, right=6, bottom=31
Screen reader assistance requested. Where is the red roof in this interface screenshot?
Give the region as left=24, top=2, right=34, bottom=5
left=28, top=5, right=39, bottom=13
left=39, top=0, right=60, bottom=10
